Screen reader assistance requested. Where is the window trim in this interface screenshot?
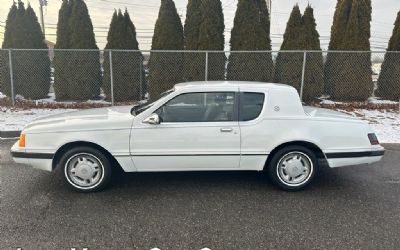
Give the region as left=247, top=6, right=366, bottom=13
left=155, top=91, right=239, bottom=123
left=238, top=92, right=266, bottom=122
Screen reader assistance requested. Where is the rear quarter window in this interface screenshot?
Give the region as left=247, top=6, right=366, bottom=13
left=240, top=92, right=265, bottom=121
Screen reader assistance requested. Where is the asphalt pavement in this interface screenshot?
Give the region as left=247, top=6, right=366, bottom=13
left=1, top=139, right=399, bottom=250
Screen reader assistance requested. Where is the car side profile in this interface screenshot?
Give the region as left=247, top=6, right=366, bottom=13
left=11, top=81, right=385, bottom=192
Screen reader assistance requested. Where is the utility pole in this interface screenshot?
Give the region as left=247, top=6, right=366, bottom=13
left=267, top=0, right=272, bottom=20
left=38, top=0, right=47, bottom=38
left=269, top=0, right=272, bottom=20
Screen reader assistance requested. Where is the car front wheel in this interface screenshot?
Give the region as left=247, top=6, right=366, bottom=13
left=60, top=146, right=112, bottom=192
left=267, top=146, right=317, bottom=191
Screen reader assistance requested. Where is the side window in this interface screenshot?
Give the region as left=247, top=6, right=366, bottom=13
left=156, top=92, right=236, bottom=123
left=240, top=92, right=265, bottom=121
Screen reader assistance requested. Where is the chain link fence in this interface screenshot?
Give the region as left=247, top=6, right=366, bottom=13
left=0, top=49, right=399, bottom=109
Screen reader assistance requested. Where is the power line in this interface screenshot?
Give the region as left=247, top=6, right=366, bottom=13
left=86, top=0, right=185, bottom=10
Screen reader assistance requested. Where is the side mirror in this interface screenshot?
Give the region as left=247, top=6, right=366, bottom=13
left=143, top=113, right=160, bottom=125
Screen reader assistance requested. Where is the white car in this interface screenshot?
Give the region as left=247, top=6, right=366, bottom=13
left=11, top=81, right=385, bottom=192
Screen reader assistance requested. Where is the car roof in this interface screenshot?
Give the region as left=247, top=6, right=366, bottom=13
left=174, top=81, right=294, bottom=90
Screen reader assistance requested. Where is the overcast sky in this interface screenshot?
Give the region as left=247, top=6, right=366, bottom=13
left=0, top=0, right=399, bottom=50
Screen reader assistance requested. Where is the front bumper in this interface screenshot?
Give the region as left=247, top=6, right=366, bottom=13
left=11, top=141, right=54, bottom=172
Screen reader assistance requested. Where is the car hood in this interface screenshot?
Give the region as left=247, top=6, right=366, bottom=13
left=24, top=106, right=134, bottom=133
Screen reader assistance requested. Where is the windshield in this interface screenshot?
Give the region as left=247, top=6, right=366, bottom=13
left=132, top=89, right=175, bottom=115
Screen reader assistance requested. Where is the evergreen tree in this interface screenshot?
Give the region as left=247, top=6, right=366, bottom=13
left=0, top=2, right=18, bottom=94
left=302, top=5, right=324, bottom=102
left=103, top=9, right=145, bottom=102
left=184, top=0, right=201, bottom=50
left=325, top=0, right=372, bottom=101
left=124, top=10, right=146, bottom=98
left=183, top=0, right=205, bottom=81
left=0, top=1, right=50, bottom=99
left=54, top=0, right=101, bottom=101
left=273, top=5, right=304, bottom=92
left=335, top=0, right=372, bottom=101
left=375, top=11, right=400, bottom=101
left=227, top=0, right=273, bottom=82
left=53, top=0, right=72, bottom=100
left=1, top=3, right=17, bottom=48
left=148, top=0, right=184, bottom=100
left=67, top=0, right=102, bottom=100
left=198, top=0, right=225, bottom=80
left=324, top=0, right=352, bottom=95
left=21, top=4, right=51, bottom=99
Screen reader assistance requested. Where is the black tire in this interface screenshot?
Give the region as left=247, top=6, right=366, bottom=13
left=59, top=146, right=112, bottom=192
left=267, top=145, right=318, bottom=191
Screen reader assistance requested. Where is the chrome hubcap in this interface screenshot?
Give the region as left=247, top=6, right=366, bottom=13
left=66, top=153, right=103, bottom=188
left=277, top=152, right=313, bottom=186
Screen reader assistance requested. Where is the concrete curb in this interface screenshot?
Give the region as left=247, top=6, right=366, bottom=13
left=0, top=131, right=21, bottom=139
left=381, top=143, right=400, bottom=151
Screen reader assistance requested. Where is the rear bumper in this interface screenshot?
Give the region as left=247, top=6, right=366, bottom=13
left=325, top=149, right=385, bottom=168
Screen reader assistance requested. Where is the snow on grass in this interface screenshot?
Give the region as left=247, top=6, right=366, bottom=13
left=0, top=107, right=76, bottom=131
left=320, top=99, right=343, bottom=105
left=368, top=97, right=399, bottom=105
left=21, top=92, right=112, bottom=105
left=339, top=109, right=400, bottom=143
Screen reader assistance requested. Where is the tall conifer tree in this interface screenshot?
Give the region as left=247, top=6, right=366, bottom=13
left=375, top=11, right=400, bottom=100
left=274, top=5, right=304, bottom=91
left=183, top=0, right=225, bottom=81
left=22, top=4, right=51, bottom=99
left=302, top=5, right=324, bottom=101
left=227, top=0, right=273, bottom=82
left=1, top=1, right=50, bottom=99
left=325, top=0, right=372, bottom=101
left=148, top=0, right=184, bottom=99
left=103, top=9, right=144, bottom=102
left=54, top=0, right=72, bottom=100
left=67, top=0, right=102, bottom=100
left=54, top=0, right=101, bottom=101
left=325, top=0, right=352, bottom=95
left=183, top=0, right=202, bottom=81
left=0, top=2, right=18, bottom=94
left=198, top=0, right=225, bottom=80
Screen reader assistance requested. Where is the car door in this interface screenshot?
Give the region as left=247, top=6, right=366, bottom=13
left=130, top=91, right=241, bottom=171
left=238, top=91, right=270, bottom=170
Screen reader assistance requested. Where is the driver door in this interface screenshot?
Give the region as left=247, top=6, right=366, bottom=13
left=130, top=91, right=241, bottom=171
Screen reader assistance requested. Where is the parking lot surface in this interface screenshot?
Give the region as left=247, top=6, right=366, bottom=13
left=1, top=139, right=399, bottom=249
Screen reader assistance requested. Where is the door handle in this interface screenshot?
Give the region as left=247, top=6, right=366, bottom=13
left=220, top=128, right=233, bottom=133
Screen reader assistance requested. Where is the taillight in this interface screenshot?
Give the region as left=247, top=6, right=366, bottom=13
left=368, top=133, right=379, bottom=145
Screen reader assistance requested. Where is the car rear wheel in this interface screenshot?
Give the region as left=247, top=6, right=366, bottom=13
left=267, top=146, right=317, bottom=191
left=60, top=146, right=112, bottom=192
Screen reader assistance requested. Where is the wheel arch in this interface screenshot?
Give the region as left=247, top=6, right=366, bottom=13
left=264, top=140, right=327, bottom=170
left=52, top=141, right=122, bottom=171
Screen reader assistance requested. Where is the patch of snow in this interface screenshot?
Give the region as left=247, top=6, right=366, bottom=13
left=320, top=99, right=343, bottom=105
left=86, top=99, right=111, bottom=104
left=368, top=97, right=399, bottom=105
left=34, top=92, right=111, bottom=105
left=15, top=94, right=25, bottom=101
left=0, top=107, right=76, bottom=131
left=31, top=92, right=57, bottom=104
left=0, top=92, right=6, bottom=99
left=342, top=109, right=400, bottom=144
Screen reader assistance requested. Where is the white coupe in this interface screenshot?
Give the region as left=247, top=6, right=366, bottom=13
left=11, top=81, right=385, bottom=192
